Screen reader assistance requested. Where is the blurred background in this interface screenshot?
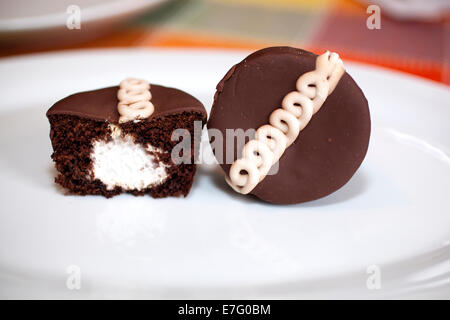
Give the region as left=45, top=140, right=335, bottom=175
left=0, top=0, right=449, bottom=84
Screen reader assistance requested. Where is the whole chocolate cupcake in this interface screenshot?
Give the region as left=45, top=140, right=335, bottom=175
left=208, top=47, right=371, bottom=204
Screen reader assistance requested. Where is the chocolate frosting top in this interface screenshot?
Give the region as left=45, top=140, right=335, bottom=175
left=208, top=46, right=371, bottom=204
left=46, top=84, right=206, bottom=123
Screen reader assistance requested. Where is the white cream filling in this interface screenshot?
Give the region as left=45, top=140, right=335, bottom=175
left=90, top=125, right=168, bottom=191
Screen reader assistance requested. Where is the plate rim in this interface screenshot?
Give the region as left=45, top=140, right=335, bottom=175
left=0, top=46, right=448, bottom=91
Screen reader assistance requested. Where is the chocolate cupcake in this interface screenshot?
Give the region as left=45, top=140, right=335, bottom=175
left=47, top=78, right=206, bottom=198
left=208, top=47, right=371, bottom=204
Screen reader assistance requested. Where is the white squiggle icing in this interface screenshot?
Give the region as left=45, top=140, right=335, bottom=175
left=226, top=51, right=345, bottom=195
left=117, top=78, right=154, bottom=123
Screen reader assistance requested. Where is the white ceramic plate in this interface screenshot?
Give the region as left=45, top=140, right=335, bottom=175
left=0, top=0, right=167, bottom=45
left=0, top=48, right=449, bottom=299
left=358, top=0, right=450, bottom=21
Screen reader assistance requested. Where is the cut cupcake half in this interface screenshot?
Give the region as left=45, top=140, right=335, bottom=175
left=46, top=84, right=206, bottom=198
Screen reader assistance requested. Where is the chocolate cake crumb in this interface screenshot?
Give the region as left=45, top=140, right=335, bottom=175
left=48, top=111, right=205, bottom=198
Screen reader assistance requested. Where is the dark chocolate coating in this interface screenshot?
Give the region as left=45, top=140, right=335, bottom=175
left=46, top=84, right=206, bottom=122
left=208, top=47, right=371, bottom=204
